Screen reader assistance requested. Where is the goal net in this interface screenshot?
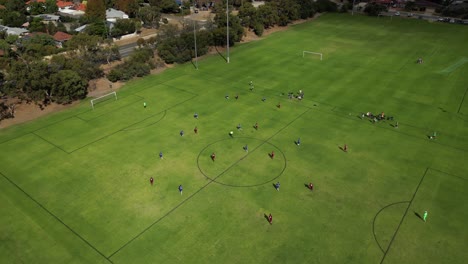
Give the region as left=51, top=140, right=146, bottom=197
left=90, top=91, right=117, bottom=109
left=303, top=51, right=323, bottom=61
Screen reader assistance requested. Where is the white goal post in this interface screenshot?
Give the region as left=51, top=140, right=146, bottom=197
left=303, top=51, right=323, bottom=61
left=90, top=91, right=117, bottom=110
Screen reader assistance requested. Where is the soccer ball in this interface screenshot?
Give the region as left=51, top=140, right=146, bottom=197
left=230, top=131, right=233, bottom=135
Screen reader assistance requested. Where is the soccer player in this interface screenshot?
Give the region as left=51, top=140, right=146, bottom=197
left=343, top=144, right=348, bottom=152
left=423, top=211, right=428, bottom=222
left=297, top=138, right=301, bottom=146
left=395, top=121, right=399, bottom=128
left=179, top=185, right=183, bottom=195
left=275, top=182, right=280, bottom=191
left=237, top=123, right=242, bottom=130
left=249, top=81, right=253, bottom=91
left=194, top=126, right=198, bottom=134
left=254, top=122, right=258, bottom=130
left=144, top=102, right=147, bottom=108
left=277, top=102, right=281, bottom=108
left=180, top=130, right=184, bottom=136
left=309, top=182, right=313, bottom=191
left=270, top=151, right=275, bottom=159
left=211, top=152, right=216, bottom=161
left=150, top=177, right=154, bottom=185
left=268, top=214, right=273, bottom=225
left=262, top=97, right=266, bottom=102
left=235, top=94, right=239, bottom=100
left=159, top=151, right=163, bottom=159
left=194, top=112, right=198, bottom=119
left=243, top=144, right=248, bottom=152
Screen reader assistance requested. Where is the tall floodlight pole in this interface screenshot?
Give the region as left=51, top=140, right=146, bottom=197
left=193, top=2, right=198, bottom=69
left=352, top=0, right=356, bottom=15
left=226, top=0, right=230, bottom=63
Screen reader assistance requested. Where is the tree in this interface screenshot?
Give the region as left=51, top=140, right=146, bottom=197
left=1, top=0, right=26, bottom=26
left=17, top=34, right=57, bottom=58
left=85, top=0, right=106, bottom=22
left=257, top=4, right=279, bottom=28
left=110, top=19, right=139, bottom=37
left=115, top=0, right=140, bottom=18
left=364, top=2, right=388, bottom=16
left=238, top=2, right=258, bottom=29
left=50, top=55, right=104, bottom=81
left=159, top=0, right=180, bottom=13
left=28, top=17, right=46, bottom=33
left=5, top=59, right=51, bottom=102
left=404, top=1, right=416, bottom=11
left=296, top=0, right=316, bottom=19
left=213, top=7, right=244, bottom=44
left=66, top=34, right=102, bottom=54
left=45, top=0, right=59, bottom=14
left=313, top=0, right=338, bottom=13
left=85, top=22, right=108, bottom=37
left=49, top=70, right=88, bottom=104
left=2, top=11, right=26, bottom=27
left=138, top=5, right=161, bottom=29
left=100, top=43, right=121, bottom=64
left=274, top=0, right=300, bottom=26
left=29, top=2, right=46, bottom=15
left=5, top=0, right=26, bottom=13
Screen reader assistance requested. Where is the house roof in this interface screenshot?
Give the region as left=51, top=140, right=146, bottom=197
left=53, top=31, right=72, bottom=41
left=57, top=1, right=73, bottom=8
left=106, top=8, right=129, bottom=19
left=414, top=0, right=443, bottom=8
left=34, top=14, right=61, bottom=21
left=75, top=3, right=86, bottom=11
left=0, top=26, right=29, bottom=36
left=74, top=24, right=88, bottom=32
left=26, top=0, right=46, bottom=4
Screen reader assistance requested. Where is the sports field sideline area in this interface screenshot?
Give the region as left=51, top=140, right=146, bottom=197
left=1, top=13, right=467, bottom=263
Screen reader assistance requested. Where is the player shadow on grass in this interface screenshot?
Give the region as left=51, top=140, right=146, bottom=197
left=303, top=183, right=310, bottom=189
left=414, top=211, right=424, bottom=221
left=264, top=214, right=270, bottom=223
left=338, top=146, right=346, bottom=152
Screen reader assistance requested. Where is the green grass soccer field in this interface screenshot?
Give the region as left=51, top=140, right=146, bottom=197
left=1, top=13, right=467, bottom=264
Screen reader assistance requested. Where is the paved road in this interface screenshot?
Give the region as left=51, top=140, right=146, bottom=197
left=118, top=42, right=139, bottom=58
left=118, top=14, right=210, bottom=58
left=382, top=11, right=468, bottom=24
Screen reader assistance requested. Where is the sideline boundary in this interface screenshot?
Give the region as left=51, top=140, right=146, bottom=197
left=0, top=171, right=113, bottom=263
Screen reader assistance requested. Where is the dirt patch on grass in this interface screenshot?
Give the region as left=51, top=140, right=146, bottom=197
left=0, top=99, right=79, bottom=129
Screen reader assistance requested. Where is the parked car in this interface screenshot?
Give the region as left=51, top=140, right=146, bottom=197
left=395, top=12, right=400, bottom=16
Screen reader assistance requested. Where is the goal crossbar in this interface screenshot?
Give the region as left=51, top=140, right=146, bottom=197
left=303, top=51, right=323, bottom=61
left=90, top=91, right=117, bottom=109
